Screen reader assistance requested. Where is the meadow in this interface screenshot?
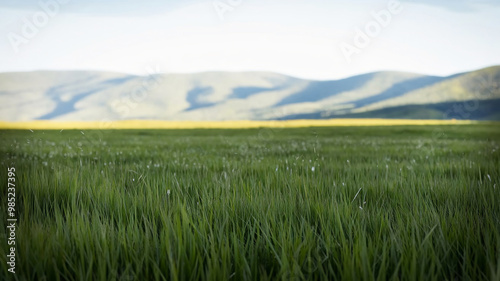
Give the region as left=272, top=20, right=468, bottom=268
left=0, top=124, right=499, bottom=280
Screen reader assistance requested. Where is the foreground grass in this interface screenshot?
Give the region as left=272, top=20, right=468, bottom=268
left=0, top=125, right=499, bottom=280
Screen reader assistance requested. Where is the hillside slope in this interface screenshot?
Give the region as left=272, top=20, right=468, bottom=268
left=0, top=66, right=499, bottom=121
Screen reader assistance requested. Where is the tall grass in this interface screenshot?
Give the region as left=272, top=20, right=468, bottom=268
left=1, top=125, right=499, bottom=280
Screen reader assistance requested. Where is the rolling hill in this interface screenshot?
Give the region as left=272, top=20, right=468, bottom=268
left=1, top=66, right=499, bottom=121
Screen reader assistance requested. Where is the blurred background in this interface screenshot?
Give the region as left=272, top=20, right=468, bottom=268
left=1, top=0, right=499, bottom=121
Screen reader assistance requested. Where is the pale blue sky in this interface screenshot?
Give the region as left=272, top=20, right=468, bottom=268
left=1, top=0, right=499, bottom=80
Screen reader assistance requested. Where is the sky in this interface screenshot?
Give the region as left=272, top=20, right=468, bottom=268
left=0, top=0, right=499, bottom=80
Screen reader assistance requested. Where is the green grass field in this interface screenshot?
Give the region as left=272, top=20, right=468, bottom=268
left=1, top=125, right=499, bottom=280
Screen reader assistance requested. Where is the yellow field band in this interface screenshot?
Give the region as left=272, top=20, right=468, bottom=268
left=0, top=119, right=480, bottom=130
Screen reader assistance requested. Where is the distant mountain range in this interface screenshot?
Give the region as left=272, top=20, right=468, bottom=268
left=1, top=66, right=499, bottom=121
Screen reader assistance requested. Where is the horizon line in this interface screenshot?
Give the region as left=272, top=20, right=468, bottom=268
left=1, top=64, right=499, bottom=81
left=0, top=119, right=482, bottom=130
